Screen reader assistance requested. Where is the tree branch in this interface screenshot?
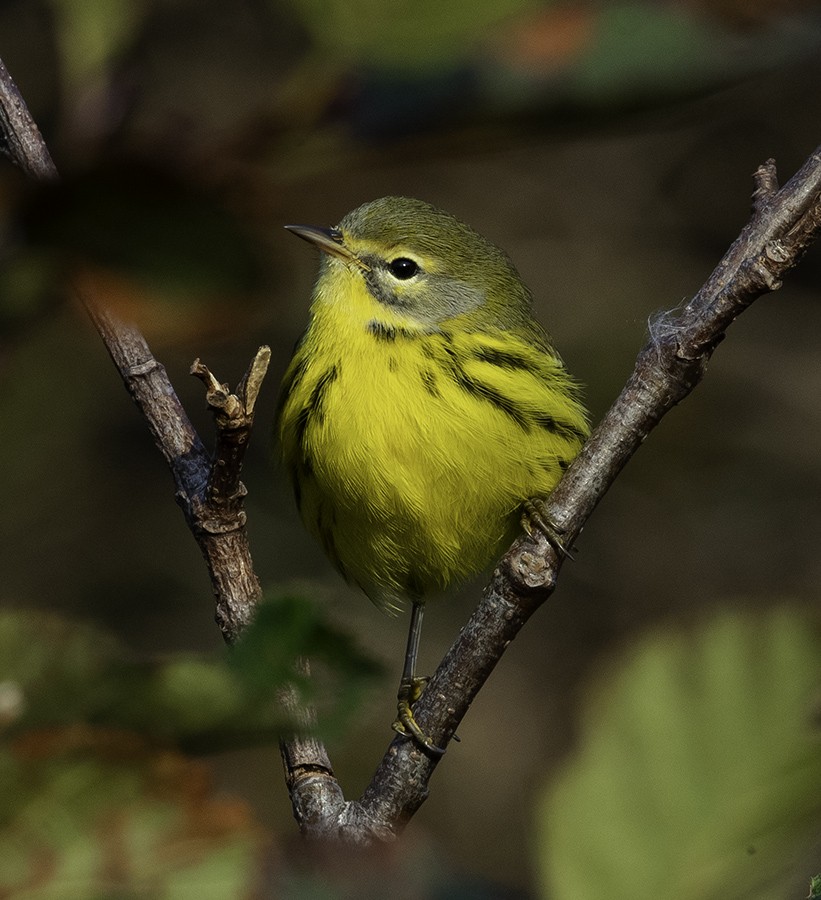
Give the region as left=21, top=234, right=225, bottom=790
left=4, top=54, right=820, bottom=844
left=283, top=148, right=821, bottom=838
left=0, top=59, right=265, bottom=644
left=82, top=298, right=269, bottom=643
left=0, top=57, right=58, bottom=181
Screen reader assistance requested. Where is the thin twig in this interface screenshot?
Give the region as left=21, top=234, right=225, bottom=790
left=752, top=158, right=779, bottom=213
left=191, top=347, right=271, bottom=511
left=0, top=58, right=264, bottom=644
left=0, top=57, right=57, bottom=181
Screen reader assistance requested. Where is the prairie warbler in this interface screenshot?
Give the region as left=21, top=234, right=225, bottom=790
left=277, top=197, right=589, bottom=753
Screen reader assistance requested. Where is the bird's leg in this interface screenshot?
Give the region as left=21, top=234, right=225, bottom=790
left=392, top=600, right=445, bottom=756
left=522, top=498, right=575, bottom=559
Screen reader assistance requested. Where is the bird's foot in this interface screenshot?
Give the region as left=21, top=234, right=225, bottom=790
left=522, top=499, right=575, bottom=559
left=392, top=676, right=445, bottom=756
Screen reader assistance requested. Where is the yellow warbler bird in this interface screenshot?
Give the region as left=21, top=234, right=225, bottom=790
left=277, top=197, right=589, bottom=753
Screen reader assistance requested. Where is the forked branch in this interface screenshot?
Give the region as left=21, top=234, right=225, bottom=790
left=327, top=145, right=821, bottom=838
left=0, top=58, right=265, bottom=643
left=2, top=54, right=820, bottom=843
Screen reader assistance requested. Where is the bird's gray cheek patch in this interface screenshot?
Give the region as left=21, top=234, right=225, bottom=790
left=360, top=259, right=484, bottom=324
left=425, top=275, right=485, bottom=321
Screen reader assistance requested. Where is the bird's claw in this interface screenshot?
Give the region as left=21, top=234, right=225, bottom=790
left=522, top=499, right=575, bottom=559
left=392, top=676, right=445, bottom=756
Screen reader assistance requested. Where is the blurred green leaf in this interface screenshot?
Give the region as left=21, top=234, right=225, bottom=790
left=0, top=597, right=382, bottom=894
left=573, top=3, right=726, bottom=100
left=536, top=608, right=821, bottom=900
left=0, top=610, right=264, bottom=747
left=230, top=592, right=384, bottom=736
left=0, top=609, right=126, bottom=729
left=0, top=598, right=381, bottom=751
left=51, top=0, right=147, bottom=90
left=282, top=0, right=538, bottom=71
left=0, top=735, right=264, bottom=897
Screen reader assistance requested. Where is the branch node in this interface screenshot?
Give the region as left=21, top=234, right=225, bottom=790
left=190, top=359, right=237, bottom=418
left=752, top=158, right=778, bottom=213
left=764, top=239, right=791, bottom=265
left=750, top=257, right=783, bottom=291
left=507, top=545, right=558, bottom=594
left=123, top=357, right=164, bottom=378
left=197, top=511, right=248, bottom=534
left=238, top=346, right=271, bottom=416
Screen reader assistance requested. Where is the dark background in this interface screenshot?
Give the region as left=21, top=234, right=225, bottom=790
left=2, top=1, right=821, bottom=896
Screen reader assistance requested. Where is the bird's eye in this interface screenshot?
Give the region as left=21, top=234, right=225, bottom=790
left=388, top=258, right=419, bottom=279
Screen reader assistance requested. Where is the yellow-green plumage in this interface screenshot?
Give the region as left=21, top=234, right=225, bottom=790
left=277, top=197, right=589, bottom=614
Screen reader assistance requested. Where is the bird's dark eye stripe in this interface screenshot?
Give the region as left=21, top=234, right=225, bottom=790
left=388, top=257, right=419, bottom=279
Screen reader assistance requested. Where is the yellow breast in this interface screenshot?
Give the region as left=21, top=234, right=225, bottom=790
left=278, top=275, right=587, bottom=612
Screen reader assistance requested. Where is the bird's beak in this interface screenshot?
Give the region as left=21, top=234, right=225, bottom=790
left=284, top=224, right=367, bottom=269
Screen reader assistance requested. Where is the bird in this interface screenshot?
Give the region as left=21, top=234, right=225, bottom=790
left=277, top=196, right=589, bottom=753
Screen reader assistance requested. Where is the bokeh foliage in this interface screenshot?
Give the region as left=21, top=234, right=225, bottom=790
left=0, top=600, right=380, bottom=896
left=2, top=0, right=821, bottom=896
left=537, top=608, right=821, bottom=900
